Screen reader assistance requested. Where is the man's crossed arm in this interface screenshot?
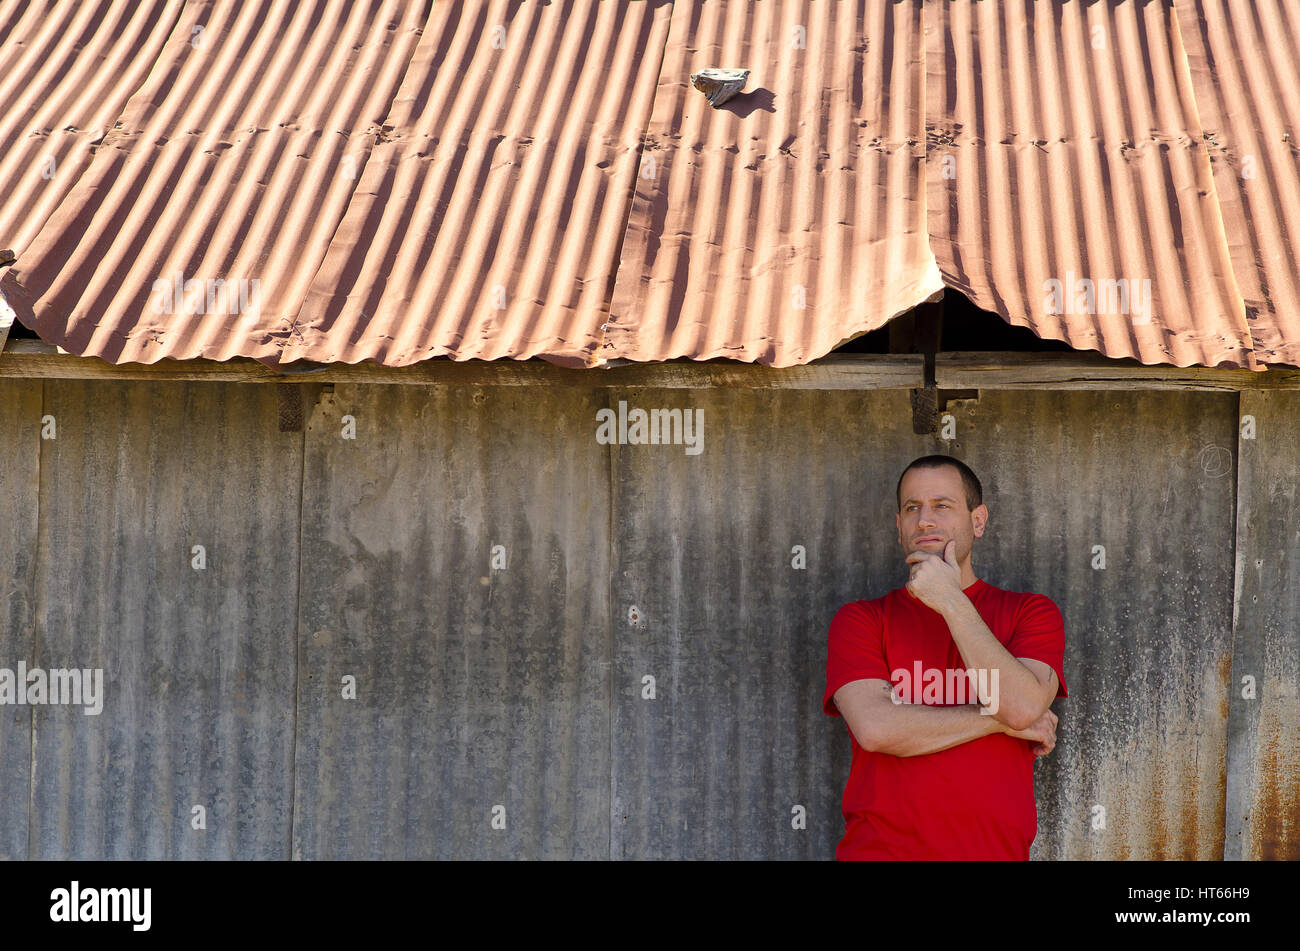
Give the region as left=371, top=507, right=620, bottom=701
left=939, top=600, right=1060, bottom=732
left=905, top=541, right=1060, bottom=733
left=833, top=676, right=1058, bottom=758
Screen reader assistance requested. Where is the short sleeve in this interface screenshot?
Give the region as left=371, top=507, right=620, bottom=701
left=823, top=600, right=889, bottom=717
left=1008, top=594, right=1068, bottom=699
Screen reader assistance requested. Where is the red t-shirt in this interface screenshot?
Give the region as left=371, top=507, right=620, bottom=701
left=823, top=578, right=1068, bottom=860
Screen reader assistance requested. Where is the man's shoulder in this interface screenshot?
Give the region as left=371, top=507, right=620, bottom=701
left=830, top=588, right=906, bottom=626
left=975, top=582, right=1065, bottom=637
left=835, top=586, right=904, bottom=613
left=976, top=578, right=1060, bottom=609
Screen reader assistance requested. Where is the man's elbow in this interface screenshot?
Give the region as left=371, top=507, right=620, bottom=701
left=846, top=717, right=892, bottom=754
left=995, top=707, right=1033, bottom=732
left=990, top=696, right=1048, bottom=732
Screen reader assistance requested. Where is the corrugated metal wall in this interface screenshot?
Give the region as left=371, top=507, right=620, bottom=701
left=957, top=390, right=1238, bottom=859
left=609, top=387, right=920, bottom=858
left=0, top=378, right=1294, bottom=859
left=25, top=383, right=300, bottom=859
left=0, top=380, right=40, bottom=860
left=293, top=385, right=612, bottom=859
left=1227, top=390, right=1300, bottom=859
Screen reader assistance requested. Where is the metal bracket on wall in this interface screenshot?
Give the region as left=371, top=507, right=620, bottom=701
left=910, top=385, right=939, bottom=434
left=277, top=384, right=304, bottom=432
left=903, top=297, right=944, bottom=434
left=911, top=386, right=981, bottom=434
left=898, top=292, right=982, bottom=433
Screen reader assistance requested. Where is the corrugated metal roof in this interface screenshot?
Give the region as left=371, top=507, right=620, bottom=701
left=0, top=0, right=1296, bottom=369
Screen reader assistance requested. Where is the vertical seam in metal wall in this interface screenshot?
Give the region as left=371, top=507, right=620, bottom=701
left=606, top=385, right=616, bottom=861
left=286, top=386, right=312, bottom=858
left=26, top=379, right=46, bottom=859
left=1223, top=385, right=1247, bottom=859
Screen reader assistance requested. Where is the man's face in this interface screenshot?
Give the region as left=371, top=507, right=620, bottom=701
left=895, top=465, right=987, bottom=563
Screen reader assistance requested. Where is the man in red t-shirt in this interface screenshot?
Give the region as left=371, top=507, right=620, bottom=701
left=824, top=455, right=1068, bottom=860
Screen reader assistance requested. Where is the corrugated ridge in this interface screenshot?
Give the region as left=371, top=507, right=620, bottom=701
left=925, top=0, right=1260, bottom=371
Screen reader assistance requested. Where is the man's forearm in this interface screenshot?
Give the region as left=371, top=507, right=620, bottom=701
left=871, top=701, right=1006, bottom=757
left=937, top=593, right=1043, bottom=728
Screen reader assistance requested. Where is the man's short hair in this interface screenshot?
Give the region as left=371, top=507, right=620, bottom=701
left=896, top=455, right=983, bottom=512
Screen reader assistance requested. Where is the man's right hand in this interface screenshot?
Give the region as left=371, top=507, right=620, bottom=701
left=1003, top=709, right=1058, bottom=757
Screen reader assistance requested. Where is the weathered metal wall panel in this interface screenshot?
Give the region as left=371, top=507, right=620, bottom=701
left=292, top=384, right=611, bottom=859
left=0, top=381, right=42, bottom=859
left=608, top=387, right=924, bottom=859
left=27, top=382, right=300, bottom=859
left=952, top=390, right=1238, bottom=859
left=1226, top=390, right=1300, bottom=859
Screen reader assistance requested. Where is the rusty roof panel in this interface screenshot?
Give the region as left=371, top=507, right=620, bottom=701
left=605, top=0, right=942, bottom=367
left=282, top=0, right=674, bottom=366
left=925, top=0, right=1260, bottom=370
left=0, top=0, right=183, bottom=260
left=1174, top=0, right=1300, bottom=370
left=2, top=0, right=428, bottom=364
